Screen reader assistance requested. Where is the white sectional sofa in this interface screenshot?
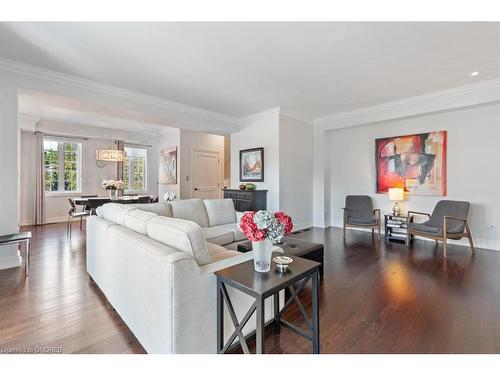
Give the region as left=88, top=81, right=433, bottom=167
left=86, top=201, right=280, bottom=353
left=129, top=198, right=247, bottom=246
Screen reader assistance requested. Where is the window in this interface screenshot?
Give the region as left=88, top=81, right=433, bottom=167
left=124, top=146, right=147, bottom=192
left=44, top=138, right=82, bottom=193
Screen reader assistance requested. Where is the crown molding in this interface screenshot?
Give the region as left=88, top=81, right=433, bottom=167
left=0, top=57, right=238, bottom=127
left=238, top=107, right=281, bottom=128
left=314, top=78, right=500, bottom=130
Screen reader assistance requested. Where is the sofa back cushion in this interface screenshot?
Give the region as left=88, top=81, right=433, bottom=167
left=97, top=203, right=136, bottom=225
left=124, top=209, right=158, bottom=235
left=129, top=203, right=173, bottom=217
left=170, top=199, right=209, bottom=228
left=203, top=199, right=236, bottom=227
left=146, top=216, right=212, bottom=265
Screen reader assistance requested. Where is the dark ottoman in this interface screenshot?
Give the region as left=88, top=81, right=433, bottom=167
left=237, top=236, right=324, bottom=277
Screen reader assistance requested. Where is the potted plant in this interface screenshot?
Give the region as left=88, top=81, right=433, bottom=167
left=239, top=210, right=293, bottom=272
left=102, top=179, right=125, bottom=199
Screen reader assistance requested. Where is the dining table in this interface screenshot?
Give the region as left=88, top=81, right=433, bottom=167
left=72, top=195, right=151, bottom=207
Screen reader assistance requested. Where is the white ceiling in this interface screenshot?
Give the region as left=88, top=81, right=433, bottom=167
left=1, top=22, right=500, bottom=119
left=18, top=91, right=173, bottom=135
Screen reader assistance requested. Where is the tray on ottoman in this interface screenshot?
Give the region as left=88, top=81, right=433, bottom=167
left=237, top=236, right=324, bottom=276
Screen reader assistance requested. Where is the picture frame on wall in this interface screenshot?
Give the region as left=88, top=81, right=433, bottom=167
left=239, top=147, right=264, bottom=182
left=375, top=131, right=447, bottom=196
left=159, top=146, right=177, bottom=185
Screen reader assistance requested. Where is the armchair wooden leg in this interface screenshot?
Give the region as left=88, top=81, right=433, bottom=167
left=343, top=222, right=346, bottom=240
left=378, top=222, right=381, bottom=240
left=443, top=235, right=447, bottom=258
left=465, top=222, right=475, bottom=253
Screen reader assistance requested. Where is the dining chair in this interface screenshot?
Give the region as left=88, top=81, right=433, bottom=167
left=342, top=195, right=381, bottom=240
left=67, top=198, right=90, bottom=239
left=137, top=196, right=152, bottom=203
left=407, top=200, right=474, bottom=257
left=80, top=194, right=98, bottom=212
left=87, top=198, right=112, bottom=215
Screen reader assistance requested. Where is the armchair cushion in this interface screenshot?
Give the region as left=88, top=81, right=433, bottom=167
left=344, top=195, right=377, bottom=225
left=426, top=200, right=470, bottom=233
left=409, top=222, right=441, bottom=235
left=345, top=216, right=378, bottom=225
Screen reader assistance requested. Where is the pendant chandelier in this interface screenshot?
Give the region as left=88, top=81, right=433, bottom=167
left=96, top=118, right=127, bottom=162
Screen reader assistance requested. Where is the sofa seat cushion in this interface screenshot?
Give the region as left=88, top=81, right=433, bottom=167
left=206, top=242, right=240, bottom=262
left=96, top=203, right=136, bottom=225
left=146, top=216, right=212, bottom=265
left=170, top=199, right=209, bottom=228
left=129, top=203, right=172, bottom=217
left=124, top=209, right=158, bottom=235
left=217, top=223, right=246, bottom=242
left=202, top=226, right=234, bottom=246
left=203, top=199, right=236, bottom=227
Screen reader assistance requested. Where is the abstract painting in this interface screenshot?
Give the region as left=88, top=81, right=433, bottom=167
left=240, top=147, right=264, bottom=182
left=159, top=147, right=177, bottom=185
left=376, top=131, right=447, bottom=196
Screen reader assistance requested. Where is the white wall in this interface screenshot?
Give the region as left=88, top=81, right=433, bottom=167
left=154, top=127, right=181, bottom=202
left=179, top=129, right=225, bottom=200
left=231, top=109, right=280, bottom=211
left=328, top=103, right=500, bottom=250
left=230, top=109, right=314, bottom=227
left=0, top=80, right=21, bottom=269
left=279, top=114, right=313, bottom=229
left=19, top=120, right=159, bottom=225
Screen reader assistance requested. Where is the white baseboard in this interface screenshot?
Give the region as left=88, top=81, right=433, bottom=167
left=332, top=224, right=500, bottom=252
left=292, top=221, right=313, bottom=232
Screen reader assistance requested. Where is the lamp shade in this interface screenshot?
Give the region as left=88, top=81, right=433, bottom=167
left=96, top=149, right=127, bottom=162
left=388, top=188, right=404, bottom=201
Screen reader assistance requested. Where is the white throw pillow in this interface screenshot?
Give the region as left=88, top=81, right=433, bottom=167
left=146, top=216, right=212, bottom=266
left=203, top=199, right=237, bottom=227
left=97, top=203, right=136, bottom=226
left=124, top=209, right=158, bottom=234
left=170, top=199, right=209, bottom=227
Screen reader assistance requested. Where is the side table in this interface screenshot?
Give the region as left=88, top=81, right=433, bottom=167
left=215, top=255, right=320, bottom=354
left=384, top=214, right=414, bottom=243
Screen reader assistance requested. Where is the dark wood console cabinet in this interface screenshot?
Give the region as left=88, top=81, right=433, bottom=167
left=223, top=189, right=267, bottom=212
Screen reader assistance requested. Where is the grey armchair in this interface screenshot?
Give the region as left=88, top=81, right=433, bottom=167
left=407, top=200, right=474, bottom=257
left=342, top=195, right=381, bottom=240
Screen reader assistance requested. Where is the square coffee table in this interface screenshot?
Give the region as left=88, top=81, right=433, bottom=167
left=215, top=255, right=320, bottom=354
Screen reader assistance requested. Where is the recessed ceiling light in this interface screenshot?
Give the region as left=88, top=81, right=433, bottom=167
left=470, top=71, right=479, bottom=77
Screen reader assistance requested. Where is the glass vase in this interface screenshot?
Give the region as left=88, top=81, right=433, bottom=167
left=109, top=189, right=117, bottom=199
left=252, top=239, right=273, bottom=272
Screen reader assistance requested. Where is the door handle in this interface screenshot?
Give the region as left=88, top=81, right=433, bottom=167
left=194, top=188, right=199, bottom=191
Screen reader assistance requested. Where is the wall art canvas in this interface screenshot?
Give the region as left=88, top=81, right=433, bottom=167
left=376, top=131, right=447, bottom=196
left=240, top=147, right=264, bottom=182
left=159, top=147, right=177, bottom=185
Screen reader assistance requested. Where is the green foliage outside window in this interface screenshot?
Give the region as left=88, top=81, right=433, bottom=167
left=44, top=140, right=81, bottom=192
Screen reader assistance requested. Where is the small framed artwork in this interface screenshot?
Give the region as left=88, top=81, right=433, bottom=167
left=159, top=146, right=177, bottom=185
left=240, top=147, right=264, bottom=182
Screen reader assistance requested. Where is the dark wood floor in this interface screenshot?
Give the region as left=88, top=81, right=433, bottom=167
left=1, top=223, right=499, bottom=354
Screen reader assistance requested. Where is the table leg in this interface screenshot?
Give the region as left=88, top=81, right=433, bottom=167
left=25, top=239, right=30, bottom=277
left=256, top=296, right=265, bottom=354
left=311, top=269, right=320, bottom=354
left=216, top=277, right=223, bottom=353
left=273, top=292, right=280, bottom=335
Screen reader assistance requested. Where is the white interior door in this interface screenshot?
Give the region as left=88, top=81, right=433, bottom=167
left=192, top=150, right=221, bottom=199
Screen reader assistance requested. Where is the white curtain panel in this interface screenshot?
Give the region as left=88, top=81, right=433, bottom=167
left=34, top=131, right=45, bottom=225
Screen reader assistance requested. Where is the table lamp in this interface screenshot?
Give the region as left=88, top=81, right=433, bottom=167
left=388, top=188, right=404, bottom=216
